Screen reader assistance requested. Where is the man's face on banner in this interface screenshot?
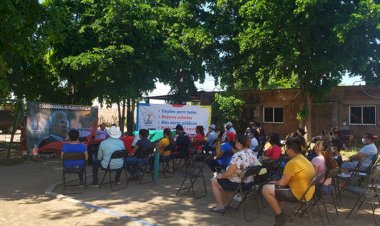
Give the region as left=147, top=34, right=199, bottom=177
left=50, top=111, right=69, bottom=139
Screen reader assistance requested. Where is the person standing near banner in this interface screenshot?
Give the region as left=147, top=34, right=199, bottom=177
left=95, top=123, right=109, bottom=140
left=38, top=111, right=69, bottom=148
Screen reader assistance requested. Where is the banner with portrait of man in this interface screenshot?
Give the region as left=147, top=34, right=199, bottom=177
left=26, top=102, right=98, bottom=155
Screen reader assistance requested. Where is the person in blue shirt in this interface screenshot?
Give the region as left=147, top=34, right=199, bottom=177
left=61, top=129, right=88, bottom=186
left=341, top=133, right=378, bottom=172
left=91, top=126, right=125, bottom=187
left=206, top=132, right=235, bottom=173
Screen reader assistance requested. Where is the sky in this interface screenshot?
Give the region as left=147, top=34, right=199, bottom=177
left=94, top=74, right=364, bottom=106
left=147, top=74, right=365, bottom=103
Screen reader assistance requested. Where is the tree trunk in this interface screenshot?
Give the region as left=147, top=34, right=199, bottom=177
left=126, top=98, right=130, bottom=132
left=117, top=101, right=124, bottom=130
left=132, top=99, right=136, bottom=130
left=118, top=99, right=126, bottom=134
left=304, top=94, right=312, bottom=142
left=126, top=98, right=133, bottom=133
left=117, top=100, right=122, bottom=130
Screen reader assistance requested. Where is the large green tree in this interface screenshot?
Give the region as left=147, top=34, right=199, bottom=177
left=153, top=1, right=212, bottom=103
left=0, top=0, right=46, bottom=99
left=238, top=0, right=379, bottom=94
left=210, top=0, right=379, bottom=138
left=43, top=0, right=164, bottom=131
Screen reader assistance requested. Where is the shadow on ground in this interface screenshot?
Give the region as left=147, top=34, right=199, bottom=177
left=0, top=158, right=378, bottom=226
left=55, top=168, right=379, bottom=226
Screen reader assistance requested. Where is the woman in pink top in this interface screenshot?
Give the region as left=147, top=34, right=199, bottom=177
left=311, top=139, right=338, bottom=194
left=311, top=141, right=327, bottom=177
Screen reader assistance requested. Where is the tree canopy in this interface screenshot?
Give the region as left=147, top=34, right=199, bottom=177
left=1, top=0, right=379, bottom=131
left=238, top=0, right=379, bottom=96
left=0, top=0, right=44, bottom=98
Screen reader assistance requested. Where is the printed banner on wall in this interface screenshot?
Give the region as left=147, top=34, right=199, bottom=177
left=137, top=104, right=212, bottom=135
left=26, top=102, right=98, bottom=155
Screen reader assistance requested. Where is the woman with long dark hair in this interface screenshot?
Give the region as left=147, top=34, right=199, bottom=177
left=157, top=128, right=174, bottom=157
left=262, top=133, right=282, bottom=161
left=311, top=139, right=338, bottom=194
left=193, top=125, right=205, bottom=153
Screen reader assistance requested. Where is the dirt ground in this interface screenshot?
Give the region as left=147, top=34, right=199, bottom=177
left=0, top=159, right=379, bottom=226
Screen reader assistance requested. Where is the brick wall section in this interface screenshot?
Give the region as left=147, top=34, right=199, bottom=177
left=200, top=86, right=380, bottom=142
left=335, top=86, right=380, bottom=141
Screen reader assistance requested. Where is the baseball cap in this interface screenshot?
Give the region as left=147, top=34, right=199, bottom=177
left=209, top=124, right=216, bottom=130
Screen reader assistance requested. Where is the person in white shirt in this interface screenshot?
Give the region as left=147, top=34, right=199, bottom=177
left=249, top=129, right=259, bottom=152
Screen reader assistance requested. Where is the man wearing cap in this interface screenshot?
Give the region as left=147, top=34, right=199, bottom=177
left=91, top=126, right=125, bottom=187
left=204, top=124, right=218, bottom=154
left=222, top=122, right=236, bottom=142
left=206, top=124, right=218, bottom=148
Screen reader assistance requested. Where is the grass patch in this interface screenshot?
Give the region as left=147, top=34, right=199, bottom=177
left=340, top=147, right=360, bottom=160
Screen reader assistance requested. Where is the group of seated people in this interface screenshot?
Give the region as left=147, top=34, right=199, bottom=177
left=206, top=125, right=378, bottom=226
left=60, top=121, right=378, bottom=226
left=61, top=122, right=202, bottom=187
left=62, top=125, right=154, bottom=187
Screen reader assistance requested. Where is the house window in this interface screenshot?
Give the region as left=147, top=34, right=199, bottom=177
left=263, top=107, right=283, bottom=123
left=349, top=106, right=376, bottom=125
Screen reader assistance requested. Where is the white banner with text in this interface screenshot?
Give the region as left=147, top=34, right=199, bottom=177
left=137, top=104, right=212, bottom=135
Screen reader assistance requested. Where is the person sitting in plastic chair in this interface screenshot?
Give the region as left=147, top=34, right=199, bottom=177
left=340, top=133, right=378, bottom=173
left=206, top=132, right=236, bottom=174
left=125, top=129, right=154, bottom=180
left=262, top=134, right=316, bottom=226
left=61, top=129, right=88, bottom=187
left=209, top=134, right=261, bottom=214
left=90, top=126, right=125, bottom=187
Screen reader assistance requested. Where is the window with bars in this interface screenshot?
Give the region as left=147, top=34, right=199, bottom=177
left=263, top=107, right=283, bottom=123
left=349, top=106, right=376, bottom=125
